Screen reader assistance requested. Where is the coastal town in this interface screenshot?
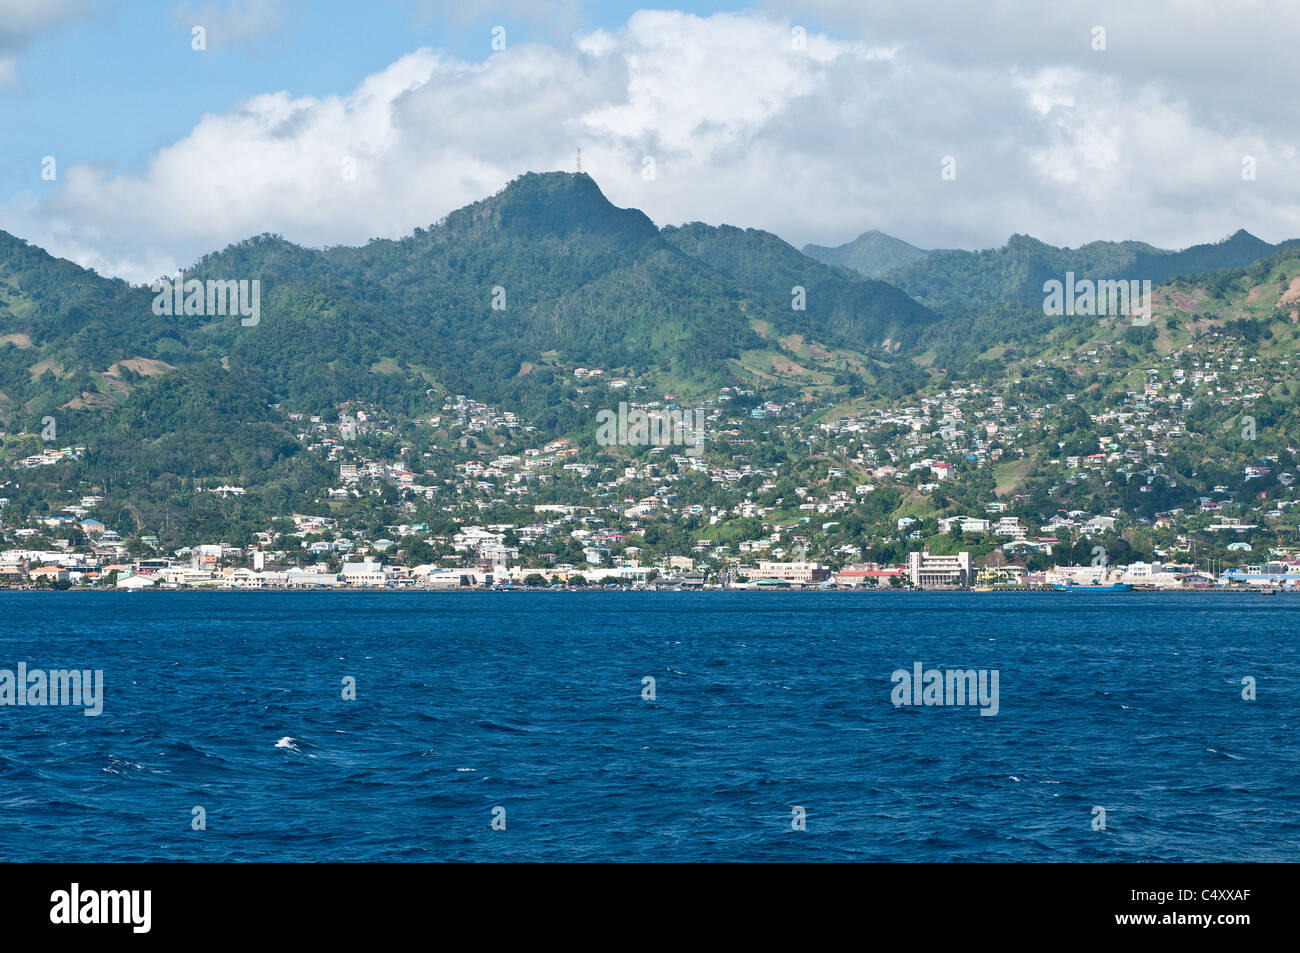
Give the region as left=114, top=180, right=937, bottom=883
left=5, top=324, right=1299, bottom=592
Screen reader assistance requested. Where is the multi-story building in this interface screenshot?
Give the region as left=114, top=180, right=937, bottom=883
left=746, top=561, right=831, bottom=585
left=907, top=551, right=972, bottom=587
left=995, top=517, right=1027, bottom=538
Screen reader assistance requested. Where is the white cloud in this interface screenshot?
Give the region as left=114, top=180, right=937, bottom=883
left=7, top=6, right=1300, bottom=283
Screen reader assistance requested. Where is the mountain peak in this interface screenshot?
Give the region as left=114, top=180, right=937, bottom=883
left=441, top=171, right=657, bottom=244
left=1005, top=233, right=1051, bottom=250
left=1221, top=228, right=1264, bottom=245
left=802, top=229, right=929, bottom=278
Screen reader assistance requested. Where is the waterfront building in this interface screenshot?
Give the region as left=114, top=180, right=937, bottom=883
left=906, top=551, right=972, bottom=587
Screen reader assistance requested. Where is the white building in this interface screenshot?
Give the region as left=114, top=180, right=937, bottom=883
left=995, top=517, right=1027, bottom=538
left=746, top=561, right=832, bottom=585
left=341, top=560, right=387, bottom=586
left=116, top=574, right=156, bottom=590
left=906, top=551, right=972, bottom=587
left=286, top=572, right=341, bottom=588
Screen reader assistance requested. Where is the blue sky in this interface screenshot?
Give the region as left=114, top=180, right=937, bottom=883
left=2, top=2, right=1297, bottom=284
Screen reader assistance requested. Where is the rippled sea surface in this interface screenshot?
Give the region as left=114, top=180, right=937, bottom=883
left=0, top=590, right=1295, bottom=861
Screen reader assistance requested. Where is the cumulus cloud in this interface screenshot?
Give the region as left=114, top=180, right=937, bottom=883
left=6, top=5, right=1300, bottom=284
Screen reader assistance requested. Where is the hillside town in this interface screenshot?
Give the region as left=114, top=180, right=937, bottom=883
left=5, top=327, right=1300, bottom=592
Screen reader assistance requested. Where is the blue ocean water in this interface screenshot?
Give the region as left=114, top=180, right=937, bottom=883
left=0, top=590, right=1295, bottom=862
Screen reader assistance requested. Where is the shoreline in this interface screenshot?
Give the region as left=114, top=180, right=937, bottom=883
left=0, top=585, right=1289, bottom=594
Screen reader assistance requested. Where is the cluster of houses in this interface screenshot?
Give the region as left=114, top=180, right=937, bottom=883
left=1, top=508, right=1293, bottom=591
left=13, top=446, right=84, bottom=469
left=7, top=329, right=1299, bottom=592
left=68, top=554, right=1289, bottom=590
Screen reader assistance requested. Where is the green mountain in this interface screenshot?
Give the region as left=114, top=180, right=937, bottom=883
left=802, top=229, right=931, bottom=278
left=6, top=167, right=1300, bottom=548
left=662, top=222, right=935, bottom=349
left=180, top=173, right=939, bottom=410
left=889, top=229, right=1289, bottom=315
left=0, top=172, right=942, bottom=521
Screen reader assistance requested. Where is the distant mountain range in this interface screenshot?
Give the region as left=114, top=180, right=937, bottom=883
left=0, top=172, right=937, bottom=420
left=5, top=176, right=1294, bottom=434
left=0, top=172, right=940, bottom=529
left=805, top=227, right=1294, bottom=315
left=3, top=170, right=1299, bottom=531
